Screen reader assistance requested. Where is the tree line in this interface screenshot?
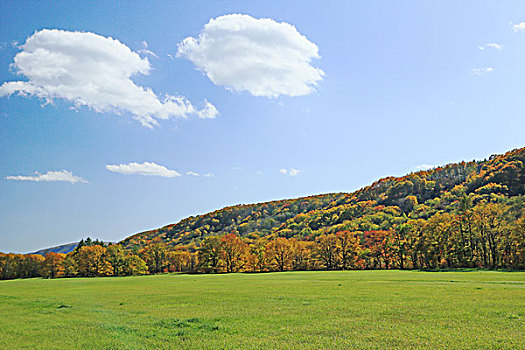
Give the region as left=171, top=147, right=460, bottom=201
left=1, top=199, right=523, bottom=280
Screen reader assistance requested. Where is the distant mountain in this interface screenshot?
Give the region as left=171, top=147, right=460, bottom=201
left=120, top=147, right=525, bottom=250
left=29, top=238, right=115, bottom=256
left=30, top=243, right=78, bottom=256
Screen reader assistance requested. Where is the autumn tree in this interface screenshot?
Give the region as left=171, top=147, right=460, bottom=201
left=219, top=234, right=248, bottom=273
left=420, top=214, right=454, bottom=269
left=290, top=239, right=312, bottom=271
left=391, top=223, right=411, bottom=269
left=76, top=245, right=113, bottom=277
left=266, top=237, right=293, bottom=271
left=361, top=231, right=392, bottom=269
left=62, top=254, right=78, bottom=277
left=20, top=254, right=45, bottom=278
left=315, top=234, right=339, bottom=270
left=167, top=250, right=195, bottom=273
left=106, top=245, right=127, bottom=276
left=43, top=252, right=65, bottom=278
left=198, top=236, right=222, bottom=273
left=122, top=255, right=148, bottom=275
left=140, top=241, right=168, bottom=274
left=473, top=202, right=505, bottom=268
left=336, top=231, right=360, bottom=269
left=509, top=214, right=525, bottom=268
left=404, top=220, right=426, bottom=269
left=246, top=237, right=269, bottom=272
left=456, top=195, right=476, bottom=266
left=0, top=254, right=19, bottom=279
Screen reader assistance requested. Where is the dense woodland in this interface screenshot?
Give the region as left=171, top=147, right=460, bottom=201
left=1, top=147, right=524, bottom=279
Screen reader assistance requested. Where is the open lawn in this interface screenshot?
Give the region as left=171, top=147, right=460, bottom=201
left=0, top=270, right=523, bottom=349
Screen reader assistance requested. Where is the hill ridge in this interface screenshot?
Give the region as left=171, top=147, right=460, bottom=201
left=29, top=243, right=78, bottom=256
left=120, top=146, right=525, bottom=249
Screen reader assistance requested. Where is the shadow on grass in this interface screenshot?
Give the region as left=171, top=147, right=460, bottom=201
left=417, top=268, right=524, bottom=272
left=156, top=317, right=220, bottom=335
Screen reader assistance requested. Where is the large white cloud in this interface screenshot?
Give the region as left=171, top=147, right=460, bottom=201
left=0, top=29, right=218, bottom=127
left=177, top=14, right=324, bottom=97
left=6, top=170, right=87, bottom=184
left=106, top=162, right=181, bottom=177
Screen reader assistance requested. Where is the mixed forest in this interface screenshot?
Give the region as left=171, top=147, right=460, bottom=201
left=1, top=147, right=524, bottom=279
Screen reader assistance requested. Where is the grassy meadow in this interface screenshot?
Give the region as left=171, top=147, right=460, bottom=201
left=0, top=270, right=523, bottom=349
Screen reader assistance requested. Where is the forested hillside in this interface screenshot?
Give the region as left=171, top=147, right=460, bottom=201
left=121, top=147, right=525, bottom=250
left=2, top=147, right=524, bottom=279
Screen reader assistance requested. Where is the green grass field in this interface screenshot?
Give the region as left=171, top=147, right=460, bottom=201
left=0, top=271, right=523, bottom=349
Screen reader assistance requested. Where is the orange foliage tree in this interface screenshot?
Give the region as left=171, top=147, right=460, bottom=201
left=43, top=252, right=65, bottom=278
left=76, top=245, right=113, bottom=277
left=220, top=234, right=248, bottom=273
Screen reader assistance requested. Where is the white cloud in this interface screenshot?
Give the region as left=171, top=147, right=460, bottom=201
left=6, top=170, right=87, bottom=184
left=138, top=41, right=158, bottom=58
left=204, top=172, right=215, bottom=178
left=196, top=100, right=218, bottom=119
left=280, top=168, right=301, bottom=176
left=186, top=171, right=200, bottom=176
left=470, top=67, right=493, bottom=76
left=478, top=43, right=503, bottom=50
left=513, top=22, right=525, bottom=32
left=106, top=162, right=181, bottom=177
left=0, top=29, right=217, bottom=127
left=177, top=14, right=324, bottom=97
left=413, top=164, right=435, bottom=171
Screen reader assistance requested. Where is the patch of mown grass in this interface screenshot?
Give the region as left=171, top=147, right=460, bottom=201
left=157, top=317, right=219, bottom=332
left=0, top=270, right=523, bottom=349
left=156, top=317, right=220, bottom=338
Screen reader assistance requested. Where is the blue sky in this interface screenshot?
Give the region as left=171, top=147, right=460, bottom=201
left=1, top=1, right=524, bottom=253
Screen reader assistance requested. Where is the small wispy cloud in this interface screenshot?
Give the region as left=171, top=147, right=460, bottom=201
left=6, top=170, right=87, bottom=184
left=106, top=162, right=181, bottom=178
left=204, top=172, right=215, bottom=178
left=196, top=100, right=218, bottom=119
left=470, top=67, right=493, bottom=76
left=413, top=164, right=435, bottom=172
left=137, top=41, right=158, bottom=58
left=280, top=168, right=301, bottom=176
left=512, top=22, right=525, bottom=32
left=478, top=43, right=503, bottom=51
left=186, top=171, right=200, bottom=176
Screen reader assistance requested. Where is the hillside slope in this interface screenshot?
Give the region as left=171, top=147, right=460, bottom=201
left=121, top=147, right=525, bottom=249
left=29, top=243, right=78, bottom=256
